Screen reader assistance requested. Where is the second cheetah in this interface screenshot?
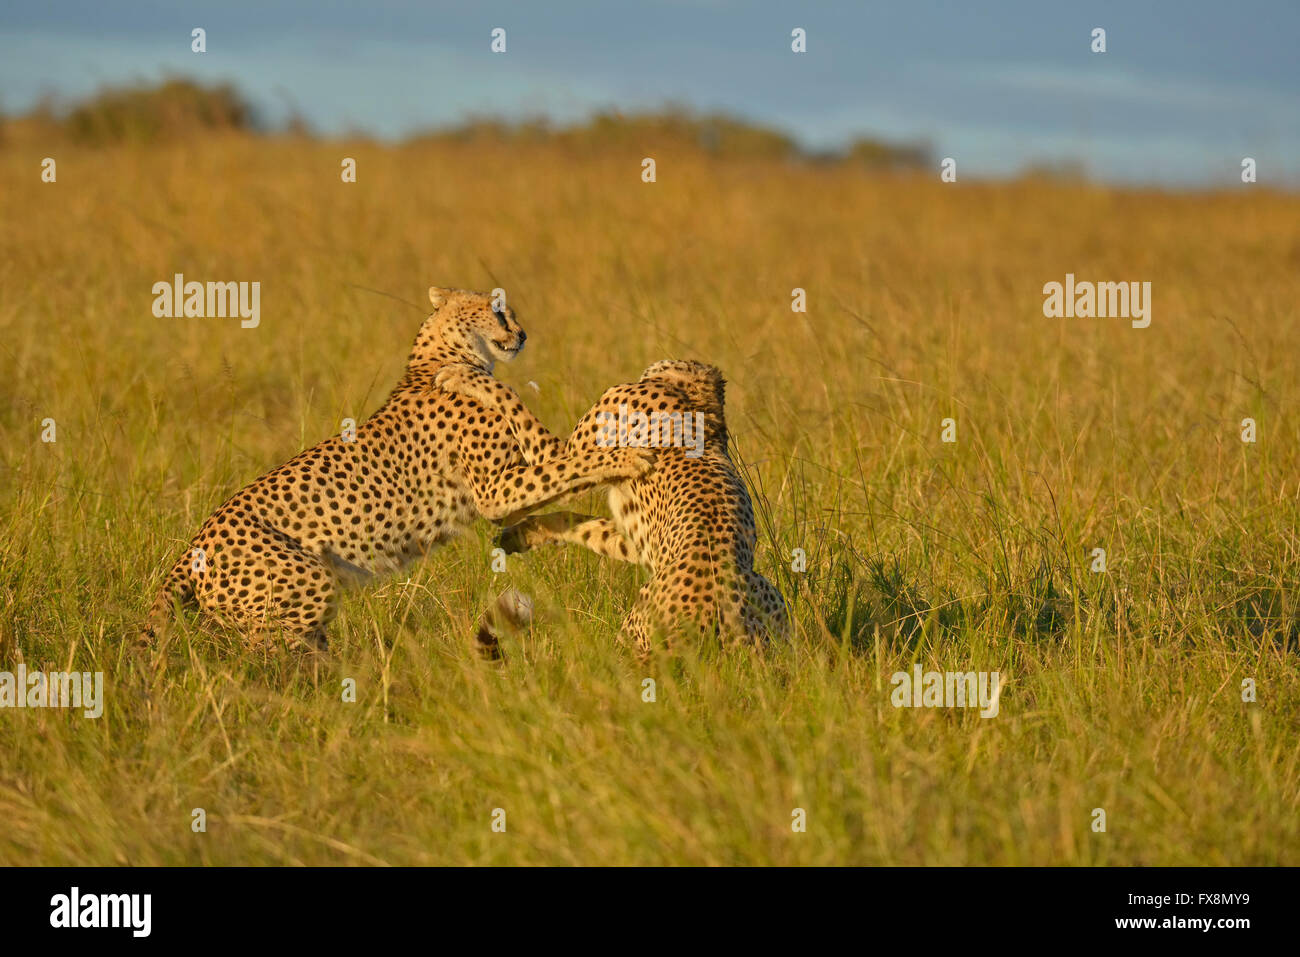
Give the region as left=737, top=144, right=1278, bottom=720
left=436, top=358, right=789, bottom=655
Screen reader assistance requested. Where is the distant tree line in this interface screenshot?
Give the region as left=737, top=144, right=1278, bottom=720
left=0, top=77, right=932, bottom=169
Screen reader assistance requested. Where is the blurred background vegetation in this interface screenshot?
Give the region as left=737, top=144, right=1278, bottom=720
left=1, top=77, right=938, bottom=170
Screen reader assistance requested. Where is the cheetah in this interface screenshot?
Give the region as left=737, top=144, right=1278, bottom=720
left=435, top=358, right=789, bottom=655
left=141, top=286, right=653, bottom=651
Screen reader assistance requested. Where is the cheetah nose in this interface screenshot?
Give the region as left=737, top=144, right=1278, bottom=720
left=517, top=331, right=527, bottom=346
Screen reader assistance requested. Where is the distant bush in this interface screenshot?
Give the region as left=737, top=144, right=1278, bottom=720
left=61, top=79, right=257, bottom=144
left=566, top=109, right=798, bottom=159
left=426, top=110, right=928, bottom=167
left=845, top=137, right=931, bottom=170
left=416, top=108, right=800, bottom=160
left=1018, top=159, right=1090, bottom=183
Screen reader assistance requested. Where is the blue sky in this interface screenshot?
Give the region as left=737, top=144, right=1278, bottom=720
left=2, top=0, right=1297, bottom=186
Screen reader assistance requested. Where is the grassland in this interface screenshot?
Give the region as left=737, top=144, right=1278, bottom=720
left=1, top=132, right=1298, bottom=864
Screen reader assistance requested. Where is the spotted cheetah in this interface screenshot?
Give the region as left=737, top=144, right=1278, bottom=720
left=141, top=286, right=653, bottom=651
left=435, top=358, right=789, bottom=655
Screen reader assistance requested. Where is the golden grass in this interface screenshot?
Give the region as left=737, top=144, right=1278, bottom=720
left=0, top=133, right=1298, bottom=864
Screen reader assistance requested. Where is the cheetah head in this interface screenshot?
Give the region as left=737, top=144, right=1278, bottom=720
left=639, top=359, right=729, bottom=447
left=413, top=286, right=527, bottom=370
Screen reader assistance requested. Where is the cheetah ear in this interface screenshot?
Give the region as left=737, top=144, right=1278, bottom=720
left=428, top=286, right=451, bottom=310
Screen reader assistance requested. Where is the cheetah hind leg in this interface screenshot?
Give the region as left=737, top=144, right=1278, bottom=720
left=205, top=528, right=340, bottom=654
left=747, top=572, right=790, bottom=641
left=619, top=582, right=660, bottom=661
left=139, top=554, right=198, bottom=648
left=244, top=615, right=332, bottom=656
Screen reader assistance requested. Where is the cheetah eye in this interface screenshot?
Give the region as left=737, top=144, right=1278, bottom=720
left=492, top=309, right=508, bottom=328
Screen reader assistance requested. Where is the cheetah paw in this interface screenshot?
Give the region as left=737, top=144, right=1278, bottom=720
left=497, top=521, right=535, bottom=555
left=435, top=364, right=504, bottom=408
left=600, top=446, right=657, bottom=480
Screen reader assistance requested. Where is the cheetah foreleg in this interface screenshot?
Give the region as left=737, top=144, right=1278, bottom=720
left=436, top=364, right=565, bottom=464
left=464, top=448, right=653, bottom=525
left=499, top=512, right=642, bottom=564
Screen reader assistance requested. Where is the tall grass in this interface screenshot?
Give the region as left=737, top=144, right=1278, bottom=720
left=0, top=134, right=1297, bottom=864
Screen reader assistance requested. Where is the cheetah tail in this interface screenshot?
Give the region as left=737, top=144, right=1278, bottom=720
left=473, top=588, right=535, bottom=661
left=139, top=555, right=197, bottom=646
